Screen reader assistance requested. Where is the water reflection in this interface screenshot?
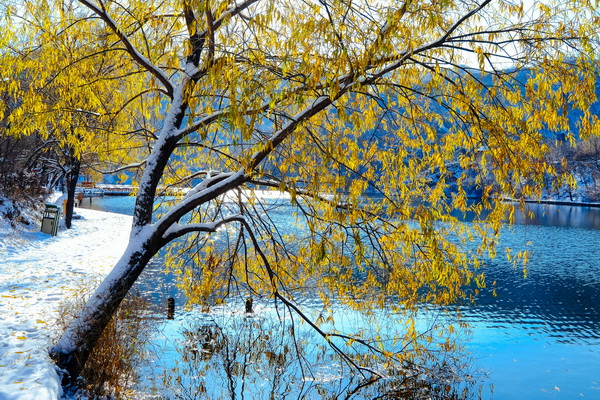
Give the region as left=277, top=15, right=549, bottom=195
left=80, top=196, right=600, bottom=399
left=512, top=202, right=600, bottom=229
left=143, top=308, right=482, bottom=400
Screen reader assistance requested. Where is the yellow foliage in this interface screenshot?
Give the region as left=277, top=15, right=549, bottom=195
left=5, top=0, right=600, bottom=379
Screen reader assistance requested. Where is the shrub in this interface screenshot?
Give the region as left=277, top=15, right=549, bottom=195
left=574, top=136, right=600, bottom=161
left=0, top=193, right=44, bottom=228
left=56, top=287, right=156, bottom=399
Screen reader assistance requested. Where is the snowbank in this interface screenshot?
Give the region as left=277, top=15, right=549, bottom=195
left=0, top=208, right=132, bottom=400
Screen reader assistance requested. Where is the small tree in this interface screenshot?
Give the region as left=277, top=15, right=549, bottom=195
left=0, top=74, right=54, bottom=211
left=1, top=71, right=106, bottom=226
left=1, top=5, right=147, bottom=227
left=3, top=0, right=599, bottom=390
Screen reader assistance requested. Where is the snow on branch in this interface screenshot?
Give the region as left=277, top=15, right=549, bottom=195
left=204, top=0, right=262, bottom=38
left=167, top=169, right=226, bottom=188
left=162, top=214, right=245, bottom=242
left=181, top=171, right=229, bottom=199
left=153, top=170, right=245, bottom=235
left=100, top=161, right=147, bottom=175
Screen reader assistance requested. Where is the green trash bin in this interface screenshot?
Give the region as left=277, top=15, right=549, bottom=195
left=41, top=204, right=60, bottom=236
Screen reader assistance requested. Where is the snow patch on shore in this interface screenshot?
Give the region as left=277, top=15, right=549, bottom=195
left=0, top=208, right=132, bottom=399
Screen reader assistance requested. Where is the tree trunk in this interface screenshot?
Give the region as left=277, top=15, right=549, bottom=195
left=64, top=152, right=80, bottom=229
left=51, top=80, right=188, bottom=388
left=50, top=233, right=160, bottom=387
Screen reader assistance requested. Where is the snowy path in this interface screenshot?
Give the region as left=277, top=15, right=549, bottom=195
left=0, top=209, right=132, bottom=400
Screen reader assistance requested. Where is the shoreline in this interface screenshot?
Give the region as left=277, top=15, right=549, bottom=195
left=0, top=208, right=132, bottom=400
left=502, top=197, right=600, bottom=208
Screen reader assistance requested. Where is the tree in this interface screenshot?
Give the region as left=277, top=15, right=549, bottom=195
left=4, top=0, right=599, bottom=389
left=0, top=64, right=59, bottom=218
left=0, top=3, right=149, bottom=227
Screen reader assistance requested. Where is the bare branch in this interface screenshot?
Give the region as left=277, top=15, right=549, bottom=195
left=161, top=214, right=244, bottom=243
left=234, top=215, right=383, bottom=378
left=77, top=0, right=175, bottom=98
left=98, top=160, right=147, bottom=175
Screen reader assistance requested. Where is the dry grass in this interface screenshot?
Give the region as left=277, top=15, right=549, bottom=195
left=575, top=136, right=600, bottom=161
left=57, top=285, right=156, bottom=399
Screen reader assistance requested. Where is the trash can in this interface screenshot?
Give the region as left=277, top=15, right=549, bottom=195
left=41, top=204, right=61, bottom=236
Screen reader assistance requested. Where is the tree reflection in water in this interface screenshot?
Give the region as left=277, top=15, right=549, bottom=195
left=157, top=312, right=484, bottom=400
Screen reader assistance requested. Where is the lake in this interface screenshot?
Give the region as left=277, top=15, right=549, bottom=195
left=79, top=196, right=600, bottom=399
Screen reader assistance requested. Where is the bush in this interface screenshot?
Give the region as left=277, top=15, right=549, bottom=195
left=0, top=134, right=53, bottom=206
left=0, top=170, right=47, bottom=201
left=0, top=193, right=44, bottom=228
left=574, top=136, right=600, bottom=161
left=56, top=287, right=156, bottom=399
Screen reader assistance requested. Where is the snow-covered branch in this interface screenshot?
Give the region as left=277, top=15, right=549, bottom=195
left=166, top=169, right=226, bottom=188
left=153, top=170, right=245, bottom=236
left=99, top=161, right=147, bottom=175
left=181, top=171, right=232, bottom=199
left=161, top=214, right=245, bottom=242
left=131, top=81, right=189, bottom=230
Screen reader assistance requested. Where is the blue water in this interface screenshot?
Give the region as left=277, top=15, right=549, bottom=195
left=461, top=218, right=600, bottom=399
left=80, top=197, right=600, bottom=399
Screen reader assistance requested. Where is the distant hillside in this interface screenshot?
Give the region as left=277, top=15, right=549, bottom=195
left=543, top=137, right=600, bottom=203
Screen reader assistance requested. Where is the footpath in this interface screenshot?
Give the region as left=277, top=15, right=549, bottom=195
left=0, top=209, right=131, bottom=400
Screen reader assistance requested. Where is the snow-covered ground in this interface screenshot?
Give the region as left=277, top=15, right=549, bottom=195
left=0, top=206, right=132, bottom=400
